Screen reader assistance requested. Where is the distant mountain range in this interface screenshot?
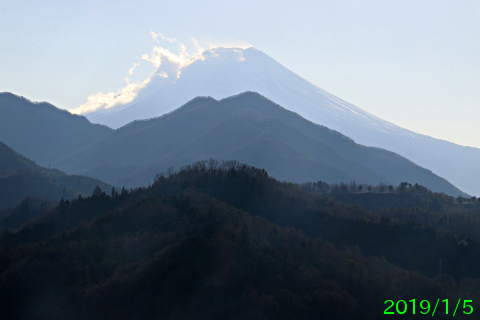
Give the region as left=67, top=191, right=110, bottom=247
left=0, top=90, right=467, bottom=197
left=84, top=47, right=479, bottom=196
left=0, top=141, right=111, bottom=210
left=51, top=91, right=462, bottom=196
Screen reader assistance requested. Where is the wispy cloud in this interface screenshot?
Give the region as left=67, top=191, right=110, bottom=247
left=70, top=77, right=151, bottom=114
left=128, top=63, right=139, bottom=76
left=150, top=31, right=176, bottom=43
left=140, top=36, right=205, bottom=79
left=71, top=33, right=251, bottom=115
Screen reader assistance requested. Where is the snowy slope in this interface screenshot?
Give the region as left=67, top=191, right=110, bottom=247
left=86, top=48, right=480, bottom=196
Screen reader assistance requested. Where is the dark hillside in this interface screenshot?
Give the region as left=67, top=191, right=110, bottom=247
left=1, top=161, right=479, bottom=319
left=0, top=141, right=112, bottom=210
left=147, top=161, right=480, bottom=280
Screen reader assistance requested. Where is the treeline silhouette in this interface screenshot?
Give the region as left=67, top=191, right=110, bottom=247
left=303, top=180, right=478, bottom=211
left=1, top=160, right=479, bottom=319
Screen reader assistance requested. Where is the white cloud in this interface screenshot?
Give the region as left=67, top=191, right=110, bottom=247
left=128, top=63, right=139, bottom=76
left=71, top=33, right=251, bottom=115
left=150, top=31, right=176, bottom=43
left=70, top=77, right=151, bottom=114
left=140, top=36, right=206, bottom=79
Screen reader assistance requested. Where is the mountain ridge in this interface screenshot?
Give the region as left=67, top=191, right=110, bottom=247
left=55, top=91, right=465, bottom=196
left=82, top=47, right=480, bottom=196
left=0, top=92, right=113, bottom=167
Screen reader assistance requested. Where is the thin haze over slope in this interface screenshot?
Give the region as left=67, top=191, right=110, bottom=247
left=0, top=92, right=112, bottom=167
left=79, top=47, right=480, bottom=196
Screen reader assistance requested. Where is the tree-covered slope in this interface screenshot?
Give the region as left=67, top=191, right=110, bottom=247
left=1, top=161, right=479, bottom=319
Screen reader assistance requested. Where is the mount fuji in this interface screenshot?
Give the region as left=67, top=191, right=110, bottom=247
left=85, top=47, right=480, bottom=196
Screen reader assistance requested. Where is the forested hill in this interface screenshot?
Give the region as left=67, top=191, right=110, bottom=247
left=1, top=160, right=479, bottom=319
left=0, top=141, right=112, bottom=210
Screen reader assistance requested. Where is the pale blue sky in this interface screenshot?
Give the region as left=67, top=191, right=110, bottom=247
left=1, top=0, right=479, bottom=148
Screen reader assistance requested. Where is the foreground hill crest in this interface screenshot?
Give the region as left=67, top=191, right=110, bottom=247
left=1, top=160, right=478, bottom=319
